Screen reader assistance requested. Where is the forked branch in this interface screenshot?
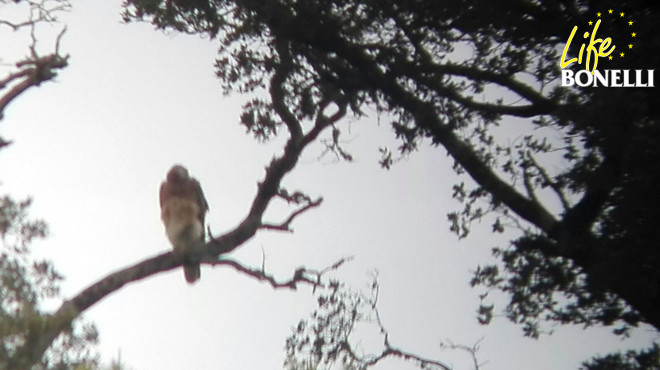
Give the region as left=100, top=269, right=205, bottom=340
left=261, top=193, right=324, bottom=232
left=210, top=256, right=351, bottom=290
left=0, top=18, right=68, bottom=120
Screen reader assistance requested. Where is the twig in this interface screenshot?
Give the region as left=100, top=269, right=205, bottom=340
left=527, top=151, right=571, bottom=210
left=211, top=258, right=314, bottom=289
left=260, top=197, right=323, bottom=232
left=440, top=338, right=485, bottom=370
left=522, top=163, right=540, bottom=206
left=367, top=285, right=452, bottom=369
left=209, top=257, right=349, bottom=290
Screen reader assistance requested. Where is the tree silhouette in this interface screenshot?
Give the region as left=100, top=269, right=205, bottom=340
left=121, top=0, right=660, bottom=338
left=3, top=0, right=660, bottom=367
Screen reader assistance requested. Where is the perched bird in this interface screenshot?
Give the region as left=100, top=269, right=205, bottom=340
left=159, top=165, right=209, bottom=283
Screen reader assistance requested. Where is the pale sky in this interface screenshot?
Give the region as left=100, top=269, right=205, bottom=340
left=1, top=1, right=657, bottom=369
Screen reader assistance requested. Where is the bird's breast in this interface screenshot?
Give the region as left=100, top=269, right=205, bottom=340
left=161, top=197, right=203, bottom=253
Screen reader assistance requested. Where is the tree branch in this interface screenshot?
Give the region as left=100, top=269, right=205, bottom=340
left=11, top=251, right=178, bottom=366
left=527, top=151, right=570, bottom=211
left=270, top=39, right=303, bottom=141
left=0, top=53, right=68, bottom=119
left=13, top=62, right=349, bottom=366
left=439, top=339, right=485, bottom=370
left=292, top=276, right=480, bottom=370
left=209, top=256, right=350, bottom=290
left=523, top=165, right=540, bottom=206
left=253, top=22, right=560, bottom=234
left=394, top=84, right=559, bottom=234
left=358, top=279, right=455, bottom=370
left=261, top=196, right=323, bottom=232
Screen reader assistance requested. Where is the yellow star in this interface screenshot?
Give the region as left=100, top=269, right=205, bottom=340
left=588, top=20, right=593, bottom=25
left=608, top=9, right=613, bottom=14
left=629, top=20, right=634, bottom=26
left=608, top=55, right=613, bottom=60
left=597, top=12, right=601, bottom=17
left=632, top=32, right=636, bottom=37
left=629, top=44, right=633, bottom=49
left=620, top=12, right=625, bottom=17
left=620, top=52, right=625, bottom=57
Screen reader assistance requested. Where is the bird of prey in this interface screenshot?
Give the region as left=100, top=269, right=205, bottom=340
left=159, top=165, right=209, bottom=283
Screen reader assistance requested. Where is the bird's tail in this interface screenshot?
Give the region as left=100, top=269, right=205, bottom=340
left=184, top=263, right=201, bottom=284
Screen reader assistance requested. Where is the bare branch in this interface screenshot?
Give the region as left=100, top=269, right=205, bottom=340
left=0, top=53, right=68, bottom=118
left=261, top=196, right=323, bottom=232
left=362, top=346, right=454, bottom=370
left=209, top=257, right=350, bottom=290
left=0, top=0, right=70, bottom=121
left=0, top=0, right=70, bottom=31
left=0, top=18, right=38, bottom=31
left=358, top=279, right=454, bottom=370
left=54, top=25, right=67, bottom=54
left=439, top=338, right=485, bottom=370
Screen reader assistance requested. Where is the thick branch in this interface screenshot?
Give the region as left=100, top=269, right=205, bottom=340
left=270, top=39, right=303, bottom=140
left=12, top=251, right=179, bottom=365
left=383, top=80, right=559, bottom=233
left=365, top=66, right=559, bottom=233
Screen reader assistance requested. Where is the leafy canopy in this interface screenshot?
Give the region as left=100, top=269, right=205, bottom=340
left=0, top=195, right=99, bottom=369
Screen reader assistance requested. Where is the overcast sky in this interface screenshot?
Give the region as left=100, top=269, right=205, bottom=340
left=1, top=1, right=658, bottom=369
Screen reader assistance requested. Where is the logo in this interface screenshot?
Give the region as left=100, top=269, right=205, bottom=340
left=560, top=9, right=654, bottom=87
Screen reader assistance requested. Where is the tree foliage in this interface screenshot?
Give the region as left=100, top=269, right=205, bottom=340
left=0, top=195, right=99, bottom=369
left=121, top=0, right=660, bottom=341
left=3, top=0, right=659, bottom=367
left=0, top=1, right=106, bottom=368
left=581, top=344, right=660, bottom=370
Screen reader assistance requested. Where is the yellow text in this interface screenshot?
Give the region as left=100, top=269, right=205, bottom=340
left=560, top=19, right=615, bottom=72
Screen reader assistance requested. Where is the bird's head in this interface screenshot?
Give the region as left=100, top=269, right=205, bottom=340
left=167, top=164, right=190, bottom=182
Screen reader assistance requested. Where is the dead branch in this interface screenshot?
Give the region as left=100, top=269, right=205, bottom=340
left=0, top=53, right=68, bottom=119
left=209, top=257, right=350, bottom=290
left=0, top=18, right=40, bottom=31
left=260, top=196, right=323, bottom=232
left=359, top=279, right=455, bottom=370
left=439, top=339, right=486, bottom=370
left=1, top=3, right=69, bottom=120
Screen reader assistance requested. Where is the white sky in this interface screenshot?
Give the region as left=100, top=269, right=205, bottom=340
left=1, top=1, right=657, bottom=369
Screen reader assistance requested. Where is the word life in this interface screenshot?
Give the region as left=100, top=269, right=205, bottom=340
left=560, top=19, right=614, bottom=72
